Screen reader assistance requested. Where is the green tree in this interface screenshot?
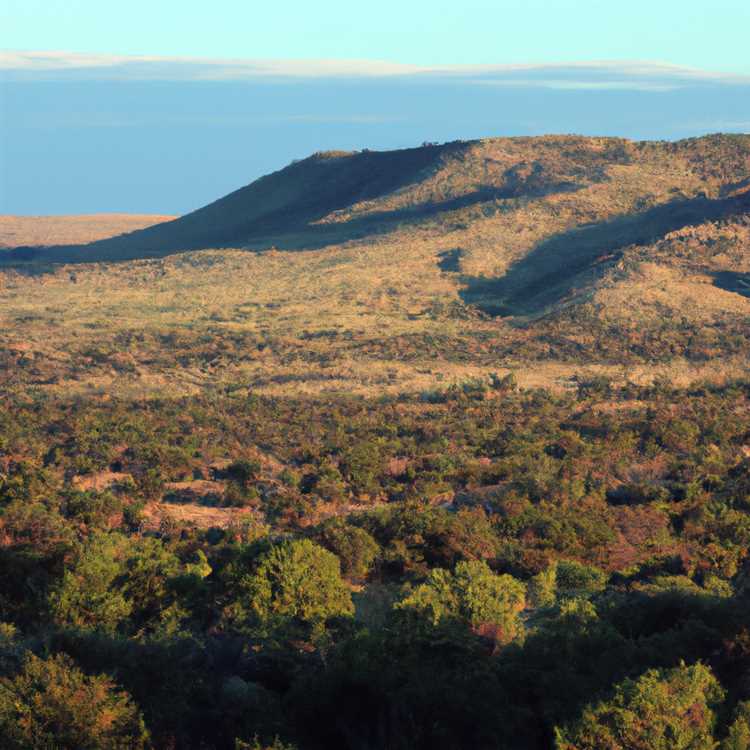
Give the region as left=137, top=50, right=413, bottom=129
left=0, top=652, right=149, bottom=749
left=317, top=520, right=380, bottom=580
left=48, top=534, right=131, bottom=634
left=555, top=662, right=725, bottom=750
left=121, top=536, right=187, bottom=636
left=723, top=701, right=750, bottom=750
left=48, top=534, right=189, bottom=636
left=341, top=441, right=382, bottom=496
left=529, top=561, right=558, bottom=608
left=62, top=489, right=123, bottom=529
left=227, top=539, right=353, bottom=637
left=396, top=560, right=526, bottom=644
left=557, top=559, right=608, bottom=598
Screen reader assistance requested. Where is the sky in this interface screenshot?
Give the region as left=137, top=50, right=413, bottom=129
left=1, top=1, right=749, bottom=215
left=3, top=0, right=750, bottom=73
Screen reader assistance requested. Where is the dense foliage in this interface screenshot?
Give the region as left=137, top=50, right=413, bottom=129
left=2, top=376, right=750, bottom=748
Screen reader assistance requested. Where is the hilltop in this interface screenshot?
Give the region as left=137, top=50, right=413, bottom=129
left=1, top=133, right=749, bottom=396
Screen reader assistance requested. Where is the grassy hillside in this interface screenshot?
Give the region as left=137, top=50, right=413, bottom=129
left=3, top=144, right=454, bottom=262
left=5, top=134, right=749, bottom=264
left=1, top=133, right=749, bottom=397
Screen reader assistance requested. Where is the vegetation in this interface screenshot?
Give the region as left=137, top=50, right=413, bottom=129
left=0, top=133, right=749, bottom=747
left=0, top=377, right=748, bottom=746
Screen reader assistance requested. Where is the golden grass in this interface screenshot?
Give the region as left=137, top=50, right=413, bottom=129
left=1, top=135, right=748, bottom=398
left=1, top=230, right=748, bottom=398
left=142, top=501, right=256, bottom=530
left=0, top=214, right=176, bottom=247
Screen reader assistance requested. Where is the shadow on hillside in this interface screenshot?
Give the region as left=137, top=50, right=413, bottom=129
left=458, top=192, right=750, bottom=318
left=712, top=270, right=750, bottom=298
left=0, top=144, right=463, bottom=266
left=0, top=179, right=580, bottom=267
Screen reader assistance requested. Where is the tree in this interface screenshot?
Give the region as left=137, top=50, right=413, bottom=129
left=341, top=441, right=382, bottom=497
left=48, top=534, right=131, bottom=634
left=723, top=701, right=750, bottom=750
left=121, top=536, right=188, bottom=636
left=555, top=662, right=724, bottom=750
left=396, top=560, right=526, bottom=644
left=48, top=534, right=189, bottom=636
left=317, top=520, right=380, bottom=580
left=61, top=489, right=122, bottom=529
left=529, top=562, right=558, bottom=608
left=0, top=652, right=149, bottom=749
left=425, top=508, right=499, bottom=568
left=556, top=559, right=607, bottom=598
left=227, top=539, right=353, bottom=637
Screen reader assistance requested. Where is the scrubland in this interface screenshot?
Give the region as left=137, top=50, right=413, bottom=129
left=1, top=134, right=750, bottom=749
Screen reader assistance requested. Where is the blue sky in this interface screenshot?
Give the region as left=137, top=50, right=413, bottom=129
left=4, top=0, right=750, bottom=72
left=2, top=1, right=749, bottom=215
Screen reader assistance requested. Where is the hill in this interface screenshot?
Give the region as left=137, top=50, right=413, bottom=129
left=1, top=133, right=749, bottom=397
left=5, top=134, right=750, bottom=266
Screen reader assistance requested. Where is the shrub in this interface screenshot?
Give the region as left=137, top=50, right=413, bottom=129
left=0, top=652, right=149, bottom=749
left=397, top=560, right=526, bottom=644
left=227, top=539, right=354, bottom=637
left=317, top=520, right=380, bottom=580
left=555, top=662, right=724, bottom=750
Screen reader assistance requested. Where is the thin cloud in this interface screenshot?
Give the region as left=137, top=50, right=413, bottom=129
left=2, top=51, right=750, bottom=89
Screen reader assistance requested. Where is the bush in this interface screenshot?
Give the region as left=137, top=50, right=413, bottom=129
left=557, top=560, right=608, bottom=598
left=225, top=539, right=354, bottom=638
left=397, top=560, right=526, bottom=644
left=555, top=662, right=724, bottom=750
left=0, top=652, right=149, bottom=749
left=317, top=520, right=380, bottom=580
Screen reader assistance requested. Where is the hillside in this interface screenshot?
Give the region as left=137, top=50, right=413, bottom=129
left=1, top=133, right=749, bottom=397
left=3, top=135, right=749, bottom=263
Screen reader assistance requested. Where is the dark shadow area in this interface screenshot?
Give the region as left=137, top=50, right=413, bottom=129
left=0, top=144, right=585, bottom=267
left=712, top=270, right=750, bottom=298
left=2, top=143, right=462, bottom=266
left=459, top=191, right=750, bottom=317
left=437, top=248, right=464, bottom=272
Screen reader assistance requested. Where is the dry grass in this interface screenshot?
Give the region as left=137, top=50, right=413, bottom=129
left=1, top=233, right=747, bottom=397
left=0, top=214, right=176, bottom=247
left=142, top=501, right=256, bottom=530
left=1, top=135, right=748, bottom=398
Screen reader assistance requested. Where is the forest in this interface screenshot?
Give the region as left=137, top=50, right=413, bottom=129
left=2, top=375, right=750, bottom=748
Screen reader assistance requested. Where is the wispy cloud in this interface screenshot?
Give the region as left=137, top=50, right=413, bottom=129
left=2, top=51, right=750, bottom=90
left=0, top=50, right=422, bottom=80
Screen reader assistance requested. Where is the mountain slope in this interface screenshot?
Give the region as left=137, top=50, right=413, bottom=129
left=3, top=144, right=456, bottom=262
left=1, top=133, right=749, bottom=397
left=6, top=134, right=749, bottom=267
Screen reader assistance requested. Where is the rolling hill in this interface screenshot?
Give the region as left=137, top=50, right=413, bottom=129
left=1, top=133, right=749, bottom=397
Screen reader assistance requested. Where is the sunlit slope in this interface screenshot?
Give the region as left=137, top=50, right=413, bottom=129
left=1, top=134, right=749, bottom=397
